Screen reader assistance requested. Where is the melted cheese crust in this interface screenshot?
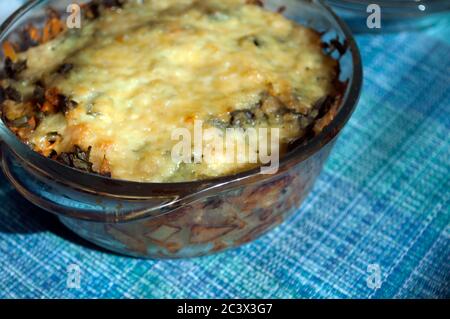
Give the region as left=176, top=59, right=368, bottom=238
left=4, top=0, right=339, bottom=182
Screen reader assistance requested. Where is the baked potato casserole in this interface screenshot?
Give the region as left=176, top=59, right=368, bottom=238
left=0, top=0, right=342, bottom=182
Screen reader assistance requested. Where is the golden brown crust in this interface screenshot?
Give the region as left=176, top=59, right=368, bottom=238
left=1, top=0, right=344, bottom=182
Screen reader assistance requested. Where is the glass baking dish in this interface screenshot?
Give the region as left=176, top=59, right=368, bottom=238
left=0, top=0, right=362, bottom=258
left=325, top=0, right=450, bottom=33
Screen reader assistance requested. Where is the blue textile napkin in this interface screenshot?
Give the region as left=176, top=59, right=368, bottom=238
left=0, top=2, right=449, bottom=298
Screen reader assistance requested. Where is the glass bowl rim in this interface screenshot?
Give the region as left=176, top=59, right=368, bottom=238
left=0, top=0, right=363, bottom=194
left=325, top=0, right=450, bottom=14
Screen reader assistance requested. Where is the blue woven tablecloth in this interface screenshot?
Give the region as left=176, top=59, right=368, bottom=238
left=0, top=2, right=449, bottom=299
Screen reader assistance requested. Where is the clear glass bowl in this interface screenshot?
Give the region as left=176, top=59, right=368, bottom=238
left=325, top=0, right=450, bottom=33
left=0, top=0, right=362, bottom=258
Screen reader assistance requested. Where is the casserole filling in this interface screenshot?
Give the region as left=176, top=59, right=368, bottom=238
left=0, top=0, right=342, bottom=182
